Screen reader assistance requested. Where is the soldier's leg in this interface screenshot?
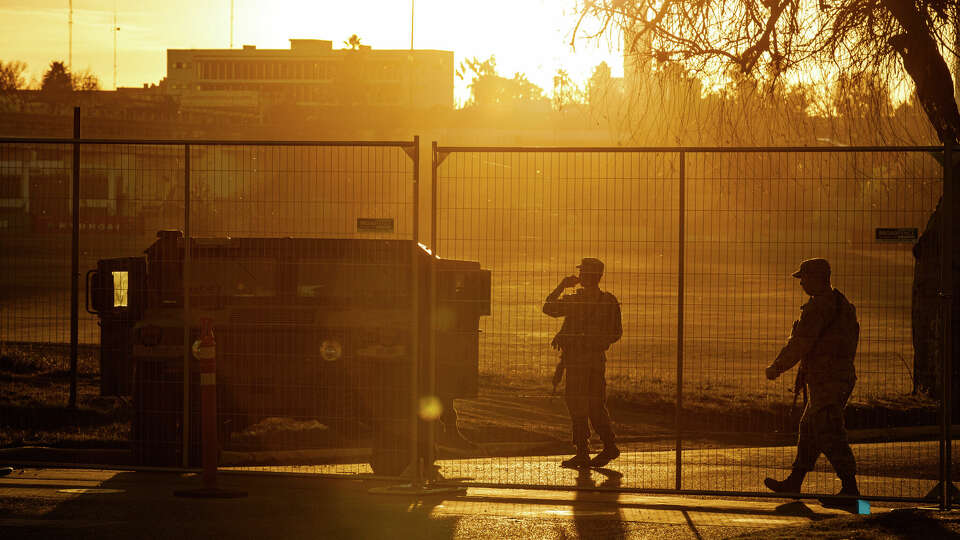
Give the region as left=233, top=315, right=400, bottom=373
left=816, top=385, right=858, bottom=498
left=765, top=401, right=811, bottom=493
left=792, top=400, right=821, bottom=473
left=587, top=360, right=619, bottom=467
left=562, top=363, right=591, bottom=467
left=814, top=404, right=857, bottom=476
left=587, top=361, right=616, bottom=448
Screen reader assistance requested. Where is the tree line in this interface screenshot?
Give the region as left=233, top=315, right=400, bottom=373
left=0, top=60, right=101, bottom=93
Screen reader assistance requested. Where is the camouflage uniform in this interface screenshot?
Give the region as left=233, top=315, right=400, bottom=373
left=544, top=285, right=622, bottom=450
left=770, top=287, right=860, bottom=477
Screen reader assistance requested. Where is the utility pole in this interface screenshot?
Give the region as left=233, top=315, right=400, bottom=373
left=230, top=0, right=234, bottom=48
left=410, top=0, right=414, bottom=50
left=114, top=4, right=120, bottom=89
left=68, top=0, right=73, bottom=70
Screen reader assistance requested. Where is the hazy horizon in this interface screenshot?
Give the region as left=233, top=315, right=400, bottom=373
left=0, top=0, right=624, bottom=104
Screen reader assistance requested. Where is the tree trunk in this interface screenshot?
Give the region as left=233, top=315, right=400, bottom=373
left=883, top=2, right=960, bottom=408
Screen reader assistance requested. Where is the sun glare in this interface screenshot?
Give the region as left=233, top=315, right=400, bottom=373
left=240, top=0, right=622, bottom=104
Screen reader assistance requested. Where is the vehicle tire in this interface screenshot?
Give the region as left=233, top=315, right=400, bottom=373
left=369, top=445, right=409, bottom=477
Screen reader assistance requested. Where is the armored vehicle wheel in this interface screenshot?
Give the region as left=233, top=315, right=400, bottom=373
left=369, top=433, right=410, bottom=477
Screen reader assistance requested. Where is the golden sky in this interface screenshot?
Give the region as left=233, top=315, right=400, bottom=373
left=0, top=0, right=623, bottom=103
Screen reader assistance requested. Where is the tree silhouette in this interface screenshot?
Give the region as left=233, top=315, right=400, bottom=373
left=41, top=61, right=73, bottom=95
left=575, top=2, right=957, bottom=143
left=552, top=69, right=584, bottom=111
left=345, top=34, right=362, bottom=50
left=457, top=56, right=548, bottom=109
left=586, top=62, right=612, bottom=107
left=72, top=68, right=101, bottom=91
left=0, top=60, right=27, bottom=92
left=575, top=1, right=960, bottom=400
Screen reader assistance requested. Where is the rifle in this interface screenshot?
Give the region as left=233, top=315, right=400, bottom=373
left=789, top=368, right=808, bottom=421
left=552, top=361, right=565, bottom=395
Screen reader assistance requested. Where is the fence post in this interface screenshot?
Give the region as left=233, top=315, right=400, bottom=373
left=942, top=141, right=955, bottom=510
left=431, top=141, right=438, bottom=253
left=182, top=143, right=191, bottom=469
left=411, top=135, right=422, bottom=486
left=371, top=138, right=461, bottom=496
left=675, top=150, right=686, bottom=491
left=69, top=107, right=80, bottom=409
left=426, top=140, right=439, bottom=471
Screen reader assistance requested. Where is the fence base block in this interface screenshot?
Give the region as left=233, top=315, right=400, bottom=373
left=923, top=482, right=960, bottom=505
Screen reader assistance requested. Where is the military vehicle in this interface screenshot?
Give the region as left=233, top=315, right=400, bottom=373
left=88, top=230, right=490, bottom=474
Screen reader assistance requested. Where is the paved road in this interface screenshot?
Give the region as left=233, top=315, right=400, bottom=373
left=4, top=440, right=945, bottom=538
left=0, top=466, right=872, bottom=540
left=225, top=441, right=944, bottom=501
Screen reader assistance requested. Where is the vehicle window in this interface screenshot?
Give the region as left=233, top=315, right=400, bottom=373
left=112, top=271, right=128, bottom=307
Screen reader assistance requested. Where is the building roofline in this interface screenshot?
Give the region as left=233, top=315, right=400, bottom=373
left=166, top=47, right=453, bottom=54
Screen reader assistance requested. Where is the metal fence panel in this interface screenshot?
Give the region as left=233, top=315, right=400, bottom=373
left=432, top=145, right=949, bottom=503
left=2, top=137, right=953, bottom=504
left=682, top=149, right=943, bottom=500
left=432, top=148, right=681, bottom=490
left=1, top=138, right=419, bottom=479
left=186, top=142, right=418, bottom=477
left=1, top=140, right=185, bottom=456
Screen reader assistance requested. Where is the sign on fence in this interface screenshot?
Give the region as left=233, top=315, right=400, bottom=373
left=357, top=218, right=395, bottom=233
left=875, top=227, right=919, bottom=242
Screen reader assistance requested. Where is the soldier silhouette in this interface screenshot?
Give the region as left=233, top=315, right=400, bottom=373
left=764, top=258, right=861, bottom=508
left=543, top=258, right=622, bottom=468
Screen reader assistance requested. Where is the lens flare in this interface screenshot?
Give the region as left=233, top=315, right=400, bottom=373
left=418, top=395, right=443, bottom=421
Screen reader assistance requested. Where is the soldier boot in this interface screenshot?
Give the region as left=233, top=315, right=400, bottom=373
left=589, top=446, right=620, bottom=467
left=763, top=469, right=806, bottom=494
left=561, top=445, right=591, bottom=469
left=819, top=474, right=860, bottom=510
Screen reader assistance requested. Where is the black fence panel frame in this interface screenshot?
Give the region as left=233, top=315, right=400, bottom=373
left=431, top=143, right=954, bottom=506
left=0, top=134, right=420, bottom=481
left=1, top=135, right=954, bottom=506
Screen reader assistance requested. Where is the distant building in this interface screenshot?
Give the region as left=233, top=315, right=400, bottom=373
left=161, top=39, right=454, bottom=111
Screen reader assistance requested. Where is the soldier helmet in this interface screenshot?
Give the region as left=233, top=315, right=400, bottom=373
left=577, top=258, right=604, bottom=274
left=791, top=258, right=831, bottom=279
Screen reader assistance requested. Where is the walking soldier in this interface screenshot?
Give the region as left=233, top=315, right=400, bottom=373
left=764, top=258, right=861, bottom=506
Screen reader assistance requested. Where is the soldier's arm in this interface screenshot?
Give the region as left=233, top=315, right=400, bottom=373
left=543, top=278, right=578, bottom=317
left=605, top=296, right=623, bottom=347
left=769, top=301, right=826, bottom=376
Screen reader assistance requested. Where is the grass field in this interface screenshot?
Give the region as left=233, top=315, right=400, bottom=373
left=469, top=242, right=919, bottom=403
left=0, top=343, right=130, bottom=448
